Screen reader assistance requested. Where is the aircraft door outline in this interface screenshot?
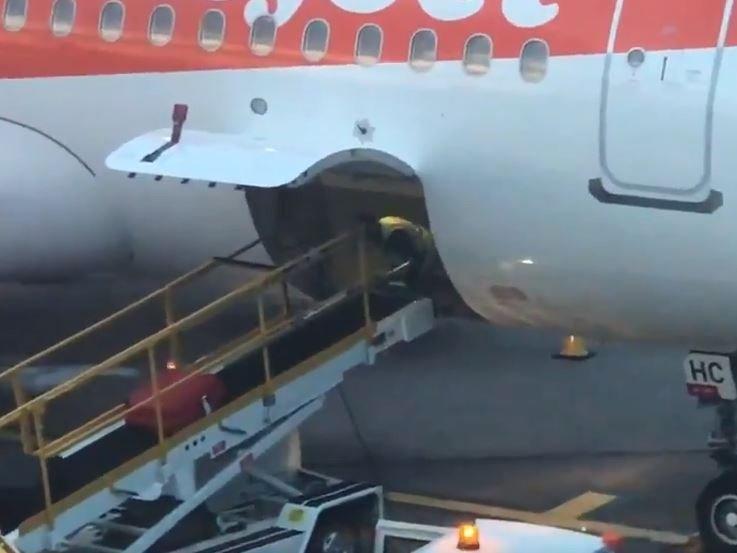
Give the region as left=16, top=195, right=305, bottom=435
left=590, top=0, right=733, bottom=213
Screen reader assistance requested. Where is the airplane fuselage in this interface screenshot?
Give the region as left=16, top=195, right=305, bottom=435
left=3, top=0, right=737, bottom=347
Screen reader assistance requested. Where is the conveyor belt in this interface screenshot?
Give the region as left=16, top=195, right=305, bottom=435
left=0, top=290, right=412, bottom=532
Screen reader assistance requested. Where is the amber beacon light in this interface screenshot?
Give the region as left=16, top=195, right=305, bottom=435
left=457, top=524, right=480, bottom=550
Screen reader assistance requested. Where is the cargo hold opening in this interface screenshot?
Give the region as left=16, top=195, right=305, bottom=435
left=244, top=160, right=472, bottom=318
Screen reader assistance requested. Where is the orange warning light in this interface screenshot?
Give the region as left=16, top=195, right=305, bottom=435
left=457, top=524, right=480, bottom=551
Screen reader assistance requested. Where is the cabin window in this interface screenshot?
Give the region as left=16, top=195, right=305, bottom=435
left=250, top=14, right=276, bottom=56
left=199, top=9, right=225, bottom=51
left=51, top=0, right=76, bottom=37
left=520, top=39, right=549, bottom=83
left=302, top=19, right=329, bottom=62
left=149, top=5, right=174, bottom=46
left=3, top=0, right=27, bottom=31
left=463, top=34, right=492, bottom=75
left=99, top=1, right=124, bottom=42
left=356, top=24, right=382, bottom=66
left=409, top=29, right=437, bottom=71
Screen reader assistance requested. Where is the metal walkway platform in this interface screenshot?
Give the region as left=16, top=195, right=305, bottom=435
left=0, top=231, right=434, bottom=553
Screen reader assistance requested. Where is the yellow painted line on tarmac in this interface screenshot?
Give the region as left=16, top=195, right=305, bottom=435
left=386, top=491, right=692, bottom=546
left=545, top=491, right=617, bottom=519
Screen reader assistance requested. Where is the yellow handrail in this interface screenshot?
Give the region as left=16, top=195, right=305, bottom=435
left=34, top=314, right=298, bottom=460
left=0, top=260, right=217, bottom=386
left=0, top=232, right=353, bottom=429
left=39, top=404, right=127, bottom=459
left=0, top=232, right=354, bottom=428
left=0, top=237, right=268, bottom=388
left=1, top=229, right=378, bottom=531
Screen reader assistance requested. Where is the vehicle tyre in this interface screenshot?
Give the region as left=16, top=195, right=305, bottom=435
left=697, top=471, right=737, bottom=552
left=312, top=523, right=359, bottom=553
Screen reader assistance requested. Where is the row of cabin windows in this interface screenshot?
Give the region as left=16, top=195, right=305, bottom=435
left=1, top=0, right=550, bottom=81
left=250, top=15, right=550, bottom=81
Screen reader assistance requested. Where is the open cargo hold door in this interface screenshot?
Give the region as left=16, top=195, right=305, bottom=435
left=105, top=107, right=415, bottom=190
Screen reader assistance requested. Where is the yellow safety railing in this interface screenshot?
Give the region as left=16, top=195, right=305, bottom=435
left=0, top=229, right=380, bottom=532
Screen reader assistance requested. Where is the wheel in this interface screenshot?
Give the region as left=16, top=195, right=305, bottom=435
left=306, top=494, right=379, bottom=553
left=306, top=523, right=359, bottom=553
left=697, top=471, right=737, bottom=551
left=319, top=524, right=358, bottom=553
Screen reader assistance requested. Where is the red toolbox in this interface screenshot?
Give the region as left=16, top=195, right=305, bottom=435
left=125, top=370, right=227, bottom=436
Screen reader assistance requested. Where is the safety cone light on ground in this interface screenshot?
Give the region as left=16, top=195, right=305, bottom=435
left=553, top=334, right=595, bottom=360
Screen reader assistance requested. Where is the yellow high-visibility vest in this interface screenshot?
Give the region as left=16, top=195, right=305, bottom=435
left=378, top=217, right=435, bottom=273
